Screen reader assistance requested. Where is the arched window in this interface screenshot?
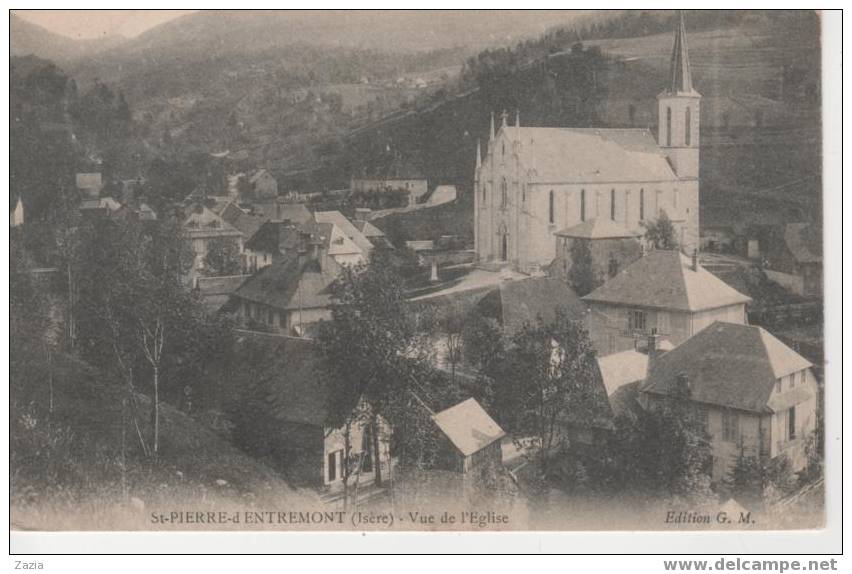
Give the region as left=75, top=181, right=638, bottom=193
left=685, top=107, right=692, bottom=146
left=548, top=190, right=555, bottom=224
left=666, top=107, right=672, bottom=147
left=611, top=189, right=616, bottom=220
left=500, top=178, right=508, bottom=209
left=580, top=189, right=586, bottom=222
left=639, top=188, right=645, bottom=221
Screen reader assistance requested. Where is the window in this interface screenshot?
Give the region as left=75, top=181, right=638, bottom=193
left=580, top=189, right=586, bottom=221
left=788, top=407, right=796, bottom=440
left=800, top=370, right=806, bottom=385
left=639, top=188, right=645, bottom=221
left=610, top=189, right=616, bottom=220
left=327, top=451, right=338, bottom=482
left=666, top=107, right=672, bottom=146
left=628, top=309, right=647, bottom=333
left=548, top=190, right=555, bottom=224
left=722, top=410, right=739, bottom=442
left=500, top=178, right=508, bottom=209
left=685, top=107, right=692, bottom=146
left=279, top=313, right=287, bottom=329
left=775, top=379, right=782, bottom=394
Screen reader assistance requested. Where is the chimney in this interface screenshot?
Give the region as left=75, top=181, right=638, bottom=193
left=691, top=248, right=698, bottom=271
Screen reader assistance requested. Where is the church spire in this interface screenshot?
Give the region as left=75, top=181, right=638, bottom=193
left=476, top=138, right=482, bottom=169
left=668, top=10, right=694, bottom=94
left=489, top=111, right=495, bottom=141
left=515, top=109, right=520, bottom=128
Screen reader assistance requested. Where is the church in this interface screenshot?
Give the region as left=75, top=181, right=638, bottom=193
left=474, top=14, right=701, bottom=273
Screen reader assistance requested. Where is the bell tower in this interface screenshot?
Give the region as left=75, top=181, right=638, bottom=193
left=658, top=11, right=700, bottom=179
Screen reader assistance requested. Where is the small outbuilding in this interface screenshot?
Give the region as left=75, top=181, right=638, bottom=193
left=431, top=398, right=505, bottom=474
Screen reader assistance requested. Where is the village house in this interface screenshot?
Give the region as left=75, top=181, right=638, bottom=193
left=550, top=218, right=643, bottom=287
left=350, top=158, right=429, bottom=208
left=241, top=334, right=393, bottom=491
left=193, top=274, right=251, bottom=313
left=314, top=210, right=374, bottom=260
left=639, top=321, right=818, bottom=481
left=181, top=204, right=244, bottom=275
left=474, top=14, right=700, bottom=272
left=353, top=219, right=393, bottom=249
left=230, top=230, right=341, bottom=336
left=763, top=223, right=823, bottom=298
left=248, top=168, right=279, bottom=200
left=582, top=249, right=752, bottom=355
left=430, top=398, right=506, bottom=475
left=242, top=220, right=303, bottom=273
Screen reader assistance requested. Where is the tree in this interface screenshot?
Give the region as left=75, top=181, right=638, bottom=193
left=203, top=237, right=242, bottom=277
left=461, top=313, right=504, bottom=372
left=643, top=209, right=678, bottom=250
left=567, top=238, right=600, bottom=296
left=621, top=373, right=715, bottom=503
left=485, top=309, right=603, bottom=474
left=316, top=248, right=429, bottom=490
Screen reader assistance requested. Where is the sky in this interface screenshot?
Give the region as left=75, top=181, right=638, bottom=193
left=13, top=10, right=197, bottom=39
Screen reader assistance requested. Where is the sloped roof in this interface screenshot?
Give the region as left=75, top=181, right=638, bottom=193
left=251, top=202, right=313, bottom=225
left=196, top=275, right=249, bottom=296
left=431, top=398, right=505, bottom=457
left=353, top=220, right=386, bottom=239
left=784, top=223, right=821, bottom=264
left=493, top=127, right=678, bottom=184
left=314, top=211, right=373, bottom=256
left=597, top=350, right=649, bottom=396
left=250, top=169, right=274, bottom=184
left=475, top=275, right=586, bottom=335
left=233, top=252, right=342, bottom=311
left=220, top=203, right=267, bottom=241
left=182, top=205, right=242, bottom=239
left=244, top=221, right=301, bottom=255
left=641, top=322, right=813, bottom=412
left=234, top=334, right=332, bottom=428
left=555, top=218, right=639, bottom=239
left=583, top=250, right=752, bottom=312
left=314, top=221, right=362, bottom=258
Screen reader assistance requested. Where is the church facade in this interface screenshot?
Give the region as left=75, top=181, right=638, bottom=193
left=474, top=15, right=701, bottom=273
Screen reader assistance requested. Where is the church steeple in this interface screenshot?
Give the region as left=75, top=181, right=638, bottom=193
left=489, top=111, right=495, bottom=141
left=476, top=138, right=482, bottom=169
left=657, top=10, right=700, bottom=180
left=667, top=11, right=694, bottom=95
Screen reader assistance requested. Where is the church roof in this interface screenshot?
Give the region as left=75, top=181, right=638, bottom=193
left=497, top=127, right=679, bottom=185
left=555, top=218, right=639, bottom=240
left=641, top=322, right=812, bottom=413
left=582, top=250, right=752, bottom=312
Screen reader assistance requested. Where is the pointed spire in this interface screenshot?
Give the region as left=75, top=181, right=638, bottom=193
left=515, top=109, right=520, bottom=128
left=501, top=109, right=508, bottom=128
left=489, top=111, right=495, bottom=141
left=668, top=10, right=693, bottom=94
left=476, top=139, right=482, bottom=169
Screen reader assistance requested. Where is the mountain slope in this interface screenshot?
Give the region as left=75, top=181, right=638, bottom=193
left=10, top=13, right=126, bottom=63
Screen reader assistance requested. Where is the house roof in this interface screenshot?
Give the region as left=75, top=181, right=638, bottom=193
left=314, top=211, right=373, bottom=256
left=250, top=202, right=313, bottom=225
left=641, top=322, right=813, bottom=413
left=431, top=398, right=506, bottom=457
left=233, top=251, right=342, bottom=311
left=312, top=221, right=362, bottom=258
left=220, top=203, right=267, bottom=241
left=182, top=205, right=242, bottom=239
left=555, top=218, right=639, bottom=240
left=249, top=169, right=274, bottom=184
left=196, top=275, right=249, bottom=297
left=244, top=221, right=301, bottom=255
left=491, top=127, right=679, bottom=185
left=353, top=220, right=386, bottom=239
left=582, top=250, right=752, bottom=312
left=234, top=334, right=333, bottom=428
left=597, top=350, right=649, bottom=396
left=784, top=223, right=822, bottom=264
left=475, top=275, right=586, bottom=335
left=76, top=172, right=103, bottom=192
